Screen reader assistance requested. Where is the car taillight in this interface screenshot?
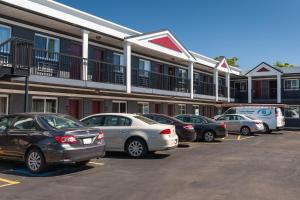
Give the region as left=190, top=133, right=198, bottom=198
left=160, top=129, right=171, bottom=134
left=96, top=131, right=104, bottom=140
left=183, top=125, right=194, bottom=130
left=219, top=122, right=226, bottom=129
left=55, top=135, right=77, bottom=144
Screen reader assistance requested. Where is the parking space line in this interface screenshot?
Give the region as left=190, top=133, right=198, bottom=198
left=238, top=136, right=255, bottom=140
left=0, top=178, right=20, bottom=188
left=88, top=161, right=104, bottom=166
left=237, top=135, right=241, bottom=140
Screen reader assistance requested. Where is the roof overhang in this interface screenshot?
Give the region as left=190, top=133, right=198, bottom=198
left=125, top=30, right=196, bottom=62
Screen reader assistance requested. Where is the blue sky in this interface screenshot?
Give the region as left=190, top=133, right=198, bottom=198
left=57, top=0, right=300, bottom=69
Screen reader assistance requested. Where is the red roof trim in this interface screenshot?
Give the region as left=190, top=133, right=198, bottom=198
left=257, top=67, right=270, bottom=72
left=149, top=36, right=182, bottom=53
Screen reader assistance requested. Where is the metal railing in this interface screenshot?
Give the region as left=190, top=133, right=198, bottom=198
left=194, top=81, right=215, bottom=96
left=132, top=68, right=190, bottom=93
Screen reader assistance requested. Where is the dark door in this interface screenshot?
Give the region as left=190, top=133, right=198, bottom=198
left=261, top=80, right=269, bottom=99
left=92, top=48, right=103, bottom=82
left=155, top=104, right=160, bottom=114
left=92, top=101, right=102, bottom=114
left=168, top=104, right=174, bottom=116
left=269, top=80, right=277, bottom=99
left=69, top=43, right=82, bottom=80
left=5, top=116, right=40, bottom=159
left=69, top=99, right=80, bottom=119
left=253, top=80, right=262, bottom=98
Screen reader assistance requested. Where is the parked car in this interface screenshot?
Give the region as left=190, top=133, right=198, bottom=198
left=142, top=114, right=197, bottom=142
left=175, top=114, right=227, bottom=142
left=0, top=113, right=105, bottom=173
left=81, top=113, right=178, bottom=158
left=216, top=114, right=264, bottom=135
left=214, top=106, right=285, bottom=133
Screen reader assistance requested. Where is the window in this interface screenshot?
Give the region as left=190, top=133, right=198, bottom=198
left=284, top=79, right=299, bottom=90
left=234, top=81, right=247, bottom=91
left=34, top=34, right=60, bottom=60
left=40, top=115, right=84, bottom=129
left=0, top=117, right=14, bottom=133
left=178, top=68, right=188, bottom=79
left=137, top=102, right=149, bottom=114
left=155, top=117, right=173, bottom=125
left=112, top=101, right=127, bottom=113
left=32, top=97, right=57, bottom=113
left=179, top=116, right=190, bottom=123
left=192, top=105, right=199, bottom=115
left=103, top=116, right=131, bottom=126
left=178, top=104, right=186, bottom=115
left=12, top=117, right=37, bottom=130
left=138, top=59, right=151, bottom=77
left=225, top=108, right=236, bottom=115
left=0, top=24, right=11, bottom=53
left=134, top=115, right=157, bottom=125
left=0, top=95, right=8, bottom=115
left=82, top=116, right=105, bottom=127
left=191, top=116, right=205, bottom=124
left=284, top=106, right=300, bottom=119
left=113, top=53, right=124, bottom=73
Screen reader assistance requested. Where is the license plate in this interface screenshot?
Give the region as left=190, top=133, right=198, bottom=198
left=83, top=138, right=92, bottom=144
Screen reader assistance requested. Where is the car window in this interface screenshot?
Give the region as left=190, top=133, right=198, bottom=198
left=103, top=116, right=131, bottom=126
left=191, top=116, right=205, bottom=124
left=156, top=117, right=173, bottom=125
left=217, top=116, right=226, bottom=121
left=134, top=116, right=157, bottom=125
left=12, top=117, right=37, bottom=130
left=83, top=116, right=105, bottom=127
left=40, top=115, right=84, bottom=129
left=180, top=116, right=190, bottom=123
left=0, top=117, right=15, bottom=133
left=226, top=108, right=236, bottom=114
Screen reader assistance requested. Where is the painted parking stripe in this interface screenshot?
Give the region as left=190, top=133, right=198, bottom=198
left=0, top=178, right=20, bottom=188
left=238, top=136, right=255, bottom=140
left=88, top=161, right=104, bottom=166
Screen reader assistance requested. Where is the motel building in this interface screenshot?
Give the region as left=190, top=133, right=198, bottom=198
left=0, top=0, right=299, bottom=128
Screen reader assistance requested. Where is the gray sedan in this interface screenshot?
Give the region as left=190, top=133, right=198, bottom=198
left=216, top=114, right=264, bottom=135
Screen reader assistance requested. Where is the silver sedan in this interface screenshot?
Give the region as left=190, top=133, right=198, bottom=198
left=216, top=114, right=264, bottom=135
left=81, top=113, right=178, bottom=158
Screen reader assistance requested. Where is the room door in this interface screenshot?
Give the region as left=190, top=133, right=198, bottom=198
left=69, top=99, right=80, bottom=119
left=69, top=43, right=82, bottom=80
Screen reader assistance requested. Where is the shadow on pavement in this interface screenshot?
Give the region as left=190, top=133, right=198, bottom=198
left=104, top=152, right=170, bottom=159
left=0, top=159, right=94, bottom=177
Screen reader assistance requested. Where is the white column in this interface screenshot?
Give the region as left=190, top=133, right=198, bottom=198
left=277, top=74, right=281, bottom=103
left=248, top=76, right=252, bottom=103
left=124, top=41, right=131, bottom=93
left=214, top=68, right=219, bottom=101
left=188, top=62, right=194, bottom=99
left=82, top=29, right=89, bottom=81
left=226, top=73, right=230, bottom=102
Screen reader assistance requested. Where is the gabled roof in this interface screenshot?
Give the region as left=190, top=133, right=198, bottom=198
left=216, top=57, right=231, bottom=73
left=245, top=62, right=283, bottom=76
left=125, top=29, right=196, bottom=62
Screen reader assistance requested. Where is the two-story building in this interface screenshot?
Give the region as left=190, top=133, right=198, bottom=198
left=0, top=0, right=241, bottom=119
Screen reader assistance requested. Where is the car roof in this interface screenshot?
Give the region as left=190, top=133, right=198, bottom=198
left=3, top=113, right=63, bottom=117
left=83, top=113, right=139, bottom=118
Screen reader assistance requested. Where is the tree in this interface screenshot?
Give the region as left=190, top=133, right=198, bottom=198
left=215, top=56, right=239, bottom=67
left=274, top=61, right=294, bottom=68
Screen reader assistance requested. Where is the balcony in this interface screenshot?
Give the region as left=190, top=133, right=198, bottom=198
left=231, top=88, right=248, bottom=103
left=194, top=81, right=215, bottom=96
left=218, top=85, right=228, bottom=98
left=132, top=68, right=190, bottom=93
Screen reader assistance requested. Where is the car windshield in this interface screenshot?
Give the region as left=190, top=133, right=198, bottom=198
left=134, top=115, right=158, bottom=125
left=40, top=115, right=84, bottom=129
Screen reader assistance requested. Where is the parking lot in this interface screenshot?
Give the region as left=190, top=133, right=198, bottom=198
left=0, top=131, right=299, bottom=200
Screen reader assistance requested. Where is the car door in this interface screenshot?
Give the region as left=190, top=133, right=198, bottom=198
left=225, top=115, right=236, bottom=132
left=0, top=116, right=16, bottom=158
left=228, top=115, right=241, bottom=132
left=191, top=116, right=206, bottom=132
left=102, top=115, right=131, bottom=151
left=6, top=116, right=40, bottom=159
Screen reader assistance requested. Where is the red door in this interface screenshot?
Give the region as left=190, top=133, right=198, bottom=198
left=92, top=48, right=103, bottom=82
left=253, top=80, right=262, bottom=98
left=69, top=43, right=82, bottom=80
left=167, top=104, right=174, bottom=116
left=155, top=104, right=160, bottom=114
left=69, top=99, right=80, bottom=119
left=92, top=101, right=102, bottom=114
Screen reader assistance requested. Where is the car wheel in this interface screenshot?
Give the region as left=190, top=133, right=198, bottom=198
left=26, top=148, right=46, bottom=174
left=240, top=126, right=251, bottom=136
left=75, top=160, right=90, bottom=167
left=203, top=131, right=215, bottom=142
left=263, top=123, right=271, bottom=134
left=126, top=138, right=148, bottom=158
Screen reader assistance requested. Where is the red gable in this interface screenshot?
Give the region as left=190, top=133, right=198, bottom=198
left=149, top=36, right=182, bottom=53
left=221, top=62, right=228, bottom=68
left=257, top=67, right=270, bottom=72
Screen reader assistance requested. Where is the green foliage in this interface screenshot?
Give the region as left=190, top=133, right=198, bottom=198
left=274, top=61, right=294, bottom=68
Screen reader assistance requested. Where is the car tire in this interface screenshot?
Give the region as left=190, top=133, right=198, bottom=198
left=263, top=123, right=271, bottom=134
left=126, top=137, right=148, bottom=158
left=203, top=131, right=215, bottom=142
left=75, top=160, right=90, bottom=167
left=240, top=126, right=251, bottom=136
left=26, top=148, right=46, bottom=174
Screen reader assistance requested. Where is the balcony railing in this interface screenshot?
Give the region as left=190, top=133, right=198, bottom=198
left=132, top=68, right=190, bottom=93
left=194, top=81, right=215, bottom=96
left=231, top=88, right=248, bottom=102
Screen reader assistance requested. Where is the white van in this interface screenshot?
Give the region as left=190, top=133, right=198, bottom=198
left=215, top=106, right=285, bottom=133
